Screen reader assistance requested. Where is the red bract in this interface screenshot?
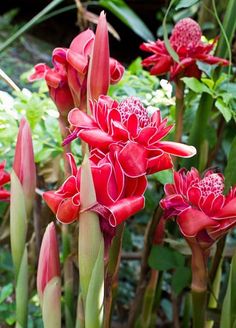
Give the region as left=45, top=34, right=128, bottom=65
left=66, top=95, right=196, bottom=177
left=28, top=62, right=74, bottom=117
left=30, top=12, right=124, bottom=113
left=141, top=18, right=229, bottom=80
left=37, top=222, right=60, bottom=302
left=43, top=149, right=147, bottom=228
left=0, top=161, right=10, bottom=201
left=160, top=168, right=236, bottom=249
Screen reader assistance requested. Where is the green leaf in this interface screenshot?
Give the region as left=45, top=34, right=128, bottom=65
left=182, top=77, right=211, bottom=94
left=0, top=0, right=64, bottom=53
left=99, top=0, right=154, bottom=41
left=148, top=245, right=185, bottom=271
left=163, top=0, right=179, bottom=63
left=154, top=169, right=173, bottom=184
left=215, top=98, right=232, bottom=122
left=171, top=267, right=191, bottom=295
left=0, top=283, right=13, bottom=304
left=176, top=0, right=199, bottom=10
left=220, top=249, right=236, bottom=328
left=224, top=136, right=236, bottom=192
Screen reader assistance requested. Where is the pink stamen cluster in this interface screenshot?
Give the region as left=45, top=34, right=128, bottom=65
left=118, top=97, right=150, bottom=128
left=170, top=18, right=202, bottom=48
left=196, top=173, right=224, bottom=198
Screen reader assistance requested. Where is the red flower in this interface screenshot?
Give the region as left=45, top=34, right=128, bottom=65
left=29, top=62, right=74, bottom=117
left=43, top=149, right=147, bottom=228
left=0, top=161, right=10, bottom=201
left=160, top=168, right=236, bottom=249
left=30, top=13, right=124, bottom=113
left=141, top=18, right=229, bottom=80
left=66, top=96, right=196, bottom=177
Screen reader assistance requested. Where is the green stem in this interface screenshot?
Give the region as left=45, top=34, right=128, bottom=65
left=128, top=206, right=163, bottom=327
left=174, top=79, right=185, bottom=144
left=184, top=93, right=213, bottom=170
left=187, top=239, right=208, bottom=328
left=192, top=289, right=208, bottom=328
left=16, top=247, right=28, bottom=328
left=139, top=269, right=159, bottom=328
left=104, top=223, right=125, bottom=328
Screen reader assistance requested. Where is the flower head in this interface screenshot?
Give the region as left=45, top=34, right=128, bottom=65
left=29, top=13, right=124, bottom=113
left=141, top=18, right=229, bottom=80
left=66, top=95, right=196, bottom=177
left=160, top=168, right=236, bottom=249
left=0, top=161, right=10, bottom=201
left=43, top=150, right=146, bottom=226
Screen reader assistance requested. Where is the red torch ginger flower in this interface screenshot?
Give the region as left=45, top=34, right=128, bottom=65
left=141, top=18, right=229, bottom=80
left=43, top=150, right=147, bottom=229
left=160, top=168, right=236, bottom=249
left=0, top=161, right=10, bottom=201
left=30, top=12, right=124, bottom=113
left=66, top=95, right=196, bottom=177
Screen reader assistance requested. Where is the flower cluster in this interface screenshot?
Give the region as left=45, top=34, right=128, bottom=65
left=43, top=95, right=196, bottom=244
left=141, top=18, right=229, bottom=80
left=29, top=14, right=124, bottom=116
left=66, top=95, right=196, bottom=177
left=160, top=168, right=236, bottom=249
left=0, top=161, right=10, bottom=201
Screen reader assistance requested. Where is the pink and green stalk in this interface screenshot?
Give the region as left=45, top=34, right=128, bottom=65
left=78, top=155, right=104, bottom=328
left=10, top=118, right=36, bottom=328
left=37, top=222, right=61, bottom=328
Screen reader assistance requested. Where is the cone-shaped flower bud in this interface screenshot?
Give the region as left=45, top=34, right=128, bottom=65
left=37, top=222, right=61, bottom=328
left=13, top=118, right=36, bottom=218
left=87, top=11, right=110, bottom=101
left=37, top=222, right=60, bottom=301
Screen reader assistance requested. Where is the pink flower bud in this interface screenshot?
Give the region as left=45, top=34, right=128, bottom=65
left=87, top=11, right=110, bottom=101
left=13, top=118, right=36, bottom=216
left=37, top=222, right=60, bottom=301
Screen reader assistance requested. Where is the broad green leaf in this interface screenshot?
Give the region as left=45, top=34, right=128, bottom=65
left=0, top=283, right=13, bottom=304
left=215, top=98, right=232, bottom=122
left=154, top=169, right=173, bottom=185
left=148, top=245, right=185, bottom=271
left=224, top=136, right=236, bottom=192
left=201, top=78, right=214, bottom=90
left=99, top=0, right=154, bottom=41
left=176, top=0, right=199, bottom=10
left=171, top=266, right=191, bottom=295
left=182, top=77, right=212, bottom=94
left=196, top=61, right=215, bottom=77
left=220, top=249, right=236, bottom=328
